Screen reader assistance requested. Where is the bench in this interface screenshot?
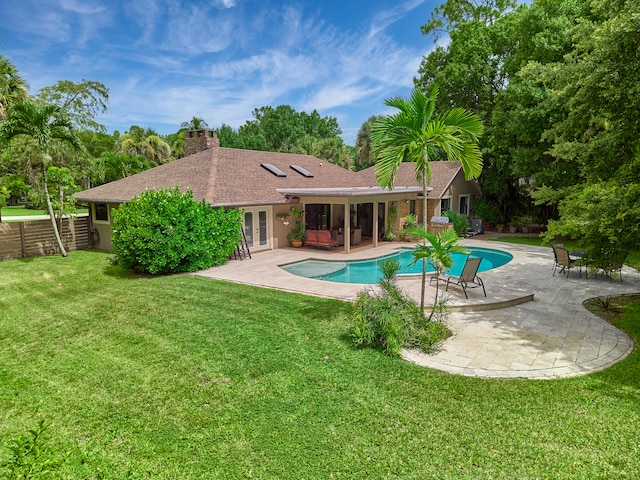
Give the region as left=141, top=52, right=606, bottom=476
left=305, top=230, right=338, bottom=248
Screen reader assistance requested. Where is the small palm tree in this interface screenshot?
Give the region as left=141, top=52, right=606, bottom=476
left=372, top=86, right=483, bottom=311
left=0, top=102, right=81, bottom=256
left=409, top=228, right=469, bottom=320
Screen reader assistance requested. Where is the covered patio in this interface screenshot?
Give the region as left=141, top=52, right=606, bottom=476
left=277, top=185, right=425, bottom=253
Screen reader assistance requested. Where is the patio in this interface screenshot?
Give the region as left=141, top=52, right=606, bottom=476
left=195, top=238, right=640, bottom=379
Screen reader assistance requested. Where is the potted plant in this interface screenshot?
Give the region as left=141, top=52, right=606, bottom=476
left=399, top=213, right=418, bottom=241
left=495, top=223, right=504, bottom=233
left=286, top=207, right=306, bottom=247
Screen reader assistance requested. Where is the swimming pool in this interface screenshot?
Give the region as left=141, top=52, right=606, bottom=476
left=280, top=247, right=513, bottom=284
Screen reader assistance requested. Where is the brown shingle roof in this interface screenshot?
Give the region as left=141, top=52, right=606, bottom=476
left=74, top=148, right=478, bottom=206
left=357, top=161, right=479, bottom=198
left=75, top=147, right=374, bottom=206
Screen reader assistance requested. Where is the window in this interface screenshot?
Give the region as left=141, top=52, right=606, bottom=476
left=459, top=195, right=470, bottom=216
left=409, top=200, right=416, bottom=215
left=440, top=198, right=451, bottom=214
left=94, top=203, right=109, bottom=223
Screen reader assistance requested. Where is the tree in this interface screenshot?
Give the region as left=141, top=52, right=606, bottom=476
left=372, top=86, right=483, bottom=311
left=0, top=53, right=29, bottom=121
left=119, top=126, right=171, bottom=164
left=224, top=105, right=350, bottom=166
left=93, top=152, right=157, bottom=185
left=180, top=116, right=209, bottom=130
left=409, top=228, right=469, bottom=320
left=0, top=102, right=81, bottom=256
left=354, top=115, right=384, bottom=171
left=37, top=79, right=109, bottom=131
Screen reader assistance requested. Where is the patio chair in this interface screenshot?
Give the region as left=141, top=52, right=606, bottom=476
left=552, top=245, right=581, bottom=278
left=442, top=256, right=486, bottom=299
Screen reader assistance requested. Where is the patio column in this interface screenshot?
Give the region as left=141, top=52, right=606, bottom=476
left=344, top=202, right=351, bottom=254
left=372, top=201, right=379, bottom=248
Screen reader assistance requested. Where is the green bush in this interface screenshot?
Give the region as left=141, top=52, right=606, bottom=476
left=444, top=209, right=470, bottom=236
left=350, top=259, right=451, bottom=356
left=111, top=187, right=243, bottom=274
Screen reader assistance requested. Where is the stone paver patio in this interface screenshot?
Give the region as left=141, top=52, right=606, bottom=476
left=195, top=238, right=639, bottom=379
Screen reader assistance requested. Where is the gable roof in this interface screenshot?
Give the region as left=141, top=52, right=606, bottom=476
left=357, top=162, right=480, bottom=198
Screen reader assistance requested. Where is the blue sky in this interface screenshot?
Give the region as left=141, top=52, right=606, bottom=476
left=2, top=0, right=441, bottom=145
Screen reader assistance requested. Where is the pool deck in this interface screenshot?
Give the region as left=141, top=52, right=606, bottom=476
left=194, top=237, right=639, bottom=380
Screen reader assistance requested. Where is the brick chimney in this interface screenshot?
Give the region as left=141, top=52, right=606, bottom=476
left=184, top=129, right=220, bottom=156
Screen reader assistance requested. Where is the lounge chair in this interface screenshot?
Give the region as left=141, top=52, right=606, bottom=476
left=441, top=256, right=486, bottom=299
left=552, top=245, right=581, bottom=278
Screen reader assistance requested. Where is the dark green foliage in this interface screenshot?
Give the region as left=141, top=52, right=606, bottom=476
left=0, top=420, right=72, bottom=479
left=351, top=259, right=451, bottom=356
left=111, top=187, right=242, bottom=274
left=444, top=209, right=469, bottom=236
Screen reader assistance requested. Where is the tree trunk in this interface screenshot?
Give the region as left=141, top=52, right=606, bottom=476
left=419, top=166, right=430, bottom=313
left=42, top=165, right=68, bottom=257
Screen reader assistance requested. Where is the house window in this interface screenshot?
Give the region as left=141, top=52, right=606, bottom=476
left=459, top=195, right=470, bottom=216
left=94, top=203, right=109, bottom=223
left=409, top=200, right=416, bottom=216
left=440, top=198, right=451, bottom=214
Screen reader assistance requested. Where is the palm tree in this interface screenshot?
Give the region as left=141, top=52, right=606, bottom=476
left=180, top=116, right=209, bottom=130
left=119, top=126, right=171, bottom=164
left=372, top=86, right=484, bottom=311
left=0, top=54, right=29, bottom=121
left=0, top=102, right=81, bottom=256
left=409, top=228, right=469, bottom=320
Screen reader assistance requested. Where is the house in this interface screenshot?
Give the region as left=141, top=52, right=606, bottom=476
left=73, top=129, right=481, bottom=254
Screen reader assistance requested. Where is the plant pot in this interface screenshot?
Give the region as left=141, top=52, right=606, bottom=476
left=508, top=226, right=517, bottom=233
left=290, top=239, right=303, bottom=248
left=496, top=227, right=504, bottom=233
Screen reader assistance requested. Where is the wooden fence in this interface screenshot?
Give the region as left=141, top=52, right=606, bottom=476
left=0, top=216, right=91, bottom=261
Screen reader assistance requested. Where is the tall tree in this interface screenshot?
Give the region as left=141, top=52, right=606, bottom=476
left=354, top=115, right=384, bottom=171
left=0, top=102, right=81, bottom=256
left=372, top=87, right=483, bottom=311
left=37, top=79, right=109, bottom=132
left=226, top=105, right=350, bottom=166
left=0, top=53, right=29, bottom=121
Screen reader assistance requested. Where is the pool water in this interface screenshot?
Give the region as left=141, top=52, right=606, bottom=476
left=280, top=247, right=512, bottom=284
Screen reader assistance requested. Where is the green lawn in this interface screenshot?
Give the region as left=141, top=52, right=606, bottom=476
left=0, top=205, right=88, bottom=219
left=1, top=251, right=639, bottom=478
left=1, top=205, right=48, bottom=216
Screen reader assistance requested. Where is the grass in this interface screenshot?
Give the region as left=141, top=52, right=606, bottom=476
left=1, top=205, right=48, bottom=216
left=1, top=251, right=639, bottom=478
left=1, top=205, right=88, bottom=219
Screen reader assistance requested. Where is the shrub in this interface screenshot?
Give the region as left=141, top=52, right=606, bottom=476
left=444, top=209, right=470, bottom=236
left=350, top=259, right=451, bottom=356
left=111, top=187, right=243, bottom=274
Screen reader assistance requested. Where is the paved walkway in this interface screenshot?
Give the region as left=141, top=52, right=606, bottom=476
left=194, top=238, right=639, bottom=379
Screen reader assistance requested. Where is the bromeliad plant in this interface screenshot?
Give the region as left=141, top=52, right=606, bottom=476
left=409, top=227, right=469, bottom=320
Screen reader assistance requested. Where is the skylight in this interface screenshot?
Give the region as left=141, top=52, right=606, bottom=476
left=290, top=164, right=314, bottom=177
left=261, top=163, right=287, bottom=177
